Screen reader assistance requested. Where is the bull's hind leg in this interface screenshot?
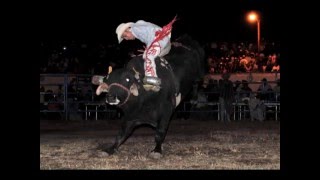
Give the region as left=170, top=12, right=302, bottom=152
left=103, top=120, right=137, bottom=155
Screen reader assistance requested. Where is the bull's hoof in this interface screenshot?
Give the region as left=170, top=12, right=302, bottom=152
left=97, top=144, right=118, bottom=155
left=103, top=147, right=118, bottom=155
left=149, top=151, right=163, bottom=159
left=95, top=151, right=110, bottom=157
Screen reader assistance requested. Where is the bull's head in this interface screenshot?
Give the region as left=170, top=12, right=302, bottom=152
left=94, top=66, right=140, bottom=106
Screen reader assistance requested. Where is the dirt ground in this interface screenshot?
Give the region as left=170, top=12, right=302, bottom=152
left=40, top=119, right=280, bottom=170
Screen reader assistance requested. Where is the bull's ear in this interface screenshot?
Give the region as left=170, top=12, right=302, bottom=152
left=130, top=83, right=139, bottom=96
left=108, top=66, right=112, bottom=74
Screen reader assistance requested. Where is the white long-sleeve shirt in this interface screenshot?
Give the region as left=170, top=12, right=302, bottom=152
left=130, top=20, right=170, bottom=49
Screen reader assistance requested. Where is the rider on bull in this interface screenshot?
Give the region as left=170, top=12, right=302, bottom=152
left=94, top=16, right=177, bottom=94
left=115, top=17, right=176, bottom=91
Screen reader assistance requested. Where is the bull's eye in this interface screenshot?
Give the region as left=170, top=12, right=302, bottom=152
left=126, top=78, right=130, bottom=82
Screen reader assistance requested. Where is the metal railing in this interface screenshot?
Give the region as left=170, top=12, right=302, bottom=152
left=40, top=74, right=280, bottom=121
left=40, top=74, right=118, bottom=120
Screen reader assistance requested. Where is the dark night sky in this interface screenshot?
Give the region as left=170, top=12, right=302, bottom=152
left=40, top=0, right=280, bottom=44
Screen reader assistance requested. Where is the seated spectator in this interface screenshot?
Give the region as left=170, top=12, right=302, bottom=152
left=271, top=63, right=280, bottom=72
left=238, top=80, right=253, bottom=103
left=249, top=93, right=266, bottom=122
left=257, top=78, right=273, bottom=101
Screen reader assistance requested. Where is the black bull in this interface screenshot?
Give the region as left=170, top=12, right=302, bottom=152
left=96, top=35, right=205, bottom=156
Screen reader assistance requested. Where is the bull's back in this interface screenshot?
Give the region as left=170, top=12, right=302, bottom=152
left=166, top=37, right=205, bottom=98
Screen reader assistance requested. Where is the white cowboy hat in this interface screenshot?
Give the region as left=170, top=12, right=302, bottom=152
left=115, top=22, right=134, bottom=43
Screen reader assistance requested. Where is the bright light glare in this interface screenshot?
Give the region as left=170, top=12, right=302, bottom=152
left=248, top=12, right=258, bottom=22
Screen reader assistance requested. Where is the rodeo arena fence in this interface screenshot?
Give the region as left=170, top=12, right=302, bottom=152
left=40, top=72, right=280, bottom=121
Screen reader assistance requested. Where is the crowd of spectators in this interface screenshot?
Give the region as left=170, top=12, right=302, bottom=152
left=40, top=39, right=280, bottom=75
left=203, top=40, right=280, bottom=74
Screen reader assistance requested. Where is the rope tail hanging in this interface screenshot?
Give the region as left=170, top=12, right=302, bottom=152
left=147, top=15, right=178, bottom=51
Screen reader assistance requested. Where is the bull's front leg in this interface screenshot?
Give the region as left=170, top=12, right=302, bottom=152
left=152, top=107, right=173, bottom=155
left=103, top=120, right=137, bottom=155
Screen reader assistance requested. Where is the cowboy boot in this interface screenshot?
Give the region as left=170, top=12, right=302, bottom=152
left=143, top=76, right=161, bottom=92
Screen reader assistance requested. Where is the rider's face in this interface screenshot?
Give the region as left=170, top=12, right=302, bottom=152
left=122, top=28, right=135, bottom=40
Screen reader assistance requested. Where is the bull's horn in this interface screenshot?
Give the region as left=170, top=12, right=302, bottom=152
left=108, top=66, right=112, bottom=74
left=132, top=67, right=140, bottom=80
left=132, top=67, right=138, bottom=74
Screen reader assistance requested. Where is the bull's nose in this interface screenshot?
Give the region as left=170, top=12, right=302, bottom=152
left=96, top=83, right=109, bottom=95
left=106, top=95, right=120, bottom=105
